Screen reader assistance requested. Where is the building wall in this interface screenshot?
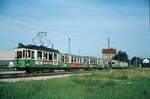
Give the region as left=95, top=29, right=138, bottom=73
left=102, top=48, right=117, bottom=61
left=102, top=53, right=116, bottom=61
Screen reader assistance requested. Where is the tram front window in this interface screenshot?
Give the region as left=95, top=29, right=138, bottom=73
left=16, top=51, right=22, bottom=59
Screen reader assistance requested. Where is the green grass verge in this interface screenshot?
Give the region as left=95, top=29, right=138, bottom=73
left=0, top=69, right=150, bottom=99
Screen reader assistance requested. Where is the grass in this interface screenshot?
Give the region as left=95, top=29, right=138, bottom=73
left=0, top=69, right=150, bottom=99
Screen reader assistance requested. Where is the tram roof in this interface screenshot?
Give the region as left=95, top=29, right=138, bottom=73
left=62, top=53, right=100, bottom=59
left=16, top=43, right=60, bottom=53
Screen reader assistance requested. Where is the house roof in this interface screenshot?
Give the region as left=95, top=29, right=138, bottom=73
left=102, top=48, right=117, bottom=54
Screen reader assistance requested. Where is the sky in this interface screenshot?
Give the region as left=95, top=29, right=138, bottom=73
left=0, top=0, right=149, bottom=58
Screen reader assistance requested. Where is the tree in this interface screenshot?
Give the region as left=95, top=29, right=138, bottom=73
left=131, top=57, right=142, bottom=67
left=113, top=51, right=129, bottom=62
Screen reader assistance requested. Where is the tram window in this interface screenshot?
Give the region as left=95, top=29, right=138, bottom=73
left=84, top=59, right=86, bottom=64
left=37, top=51, right=42, bottom=60
left=43, top=52, right=47, bottom=60
left=85, top=59, right=87, bottom=64
left=17, top=51, right=22, bottom=58
left=92, top=59, right=94, bottom=64
left=73, top=57, right=75, bottom=63
left=28, top=50, right=31, bottom=58
left=71, top=57, right=73, bottom=62
left=25, top=50, right=27, bottom=58
left=23, top=50, right=25, bottom=58
left=54, top=53, right=57, bottom=60
left=74, top=57, right=76, bottom=63
left=90, top=59, right=92, bottom=64
left=62, top=56, right=65, bottom=62
left=49, top=53, right=52, bottom=60
left=45, top=52, right=47, bottom=59
left=31, top=51, right=34, bottom=59
left=83, top=59, right=85, bottom=63
left=66, top=56, right=69, bottom=62
left=77, top=58, right=79, bottom=63
left=79, top=58, right=81, bottom=63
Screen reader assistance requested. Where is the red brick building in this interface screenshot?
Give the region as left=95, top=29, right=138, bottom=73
left=102, top=48, right=117, bottom=61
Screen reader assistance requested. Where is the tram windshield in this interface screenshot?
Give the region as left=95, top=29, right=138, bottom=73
left=16, top=51, right=22, bottom=59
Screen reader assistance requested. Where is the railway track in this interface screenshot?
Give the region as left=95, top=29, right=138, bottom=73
left=0, top=70, right=92, bottom=79
left=0, top=67, right=149, bottom=81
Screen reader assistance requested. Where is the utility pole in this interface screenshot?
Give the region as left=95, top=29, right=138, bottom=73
left=52, top=44, right=54, bottom=49
left=108, top=37, right=110, bottom=49
left=69, top=37, right=70, bottom=55
left=148, top=0, right=150, bottom=29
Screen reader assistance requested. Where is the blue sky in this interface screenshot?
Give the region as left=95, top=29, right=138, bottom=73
left=0, top=0, right=149, bottom=58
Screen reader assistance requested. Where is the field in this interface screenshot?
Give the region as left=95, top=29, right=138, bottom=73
left=0, top=69, right=150, bottom=99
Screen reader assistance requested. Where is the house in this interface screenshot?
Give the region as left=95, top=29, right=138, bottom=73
left=102, top=48, right=117, bottom=62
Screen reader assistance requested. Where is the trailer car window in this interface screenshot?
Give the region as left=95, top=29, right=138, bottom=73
left=66, top=56, right=69, bottom=62
left=49, top=53, right=52, bottom=60
left=54, top=53, right=57, bottom=60
left=62, top=56, right=65, bottom=62
left=71, top=57, right=73, bottom=63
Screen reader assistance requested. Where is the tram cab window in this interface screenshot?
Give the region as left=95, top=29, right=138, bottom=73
left=37, top=51, right=42, bottom=60
left=49, top=53, right=52, bottom=60
left=16, top=51, right=22, bottom=59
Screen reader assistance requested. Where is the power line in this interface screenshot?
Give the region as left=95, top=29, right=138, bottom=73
left=0, top=14, right=69, bottom=36
left=0, top=19, right=37, bottom=31
left=148, top=0, right=150, bottom=29
left=0, top=14, right=95, bottom=43
left=0, top=14, right=102, bottom=55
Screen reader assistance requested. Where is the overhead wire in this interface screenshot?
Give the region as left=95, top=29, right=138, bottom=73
left=0, top=14, right=69, bottom=37
left=0, top=13, right=99, bottom=55
left=0, top=19, right=37, bottom=31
